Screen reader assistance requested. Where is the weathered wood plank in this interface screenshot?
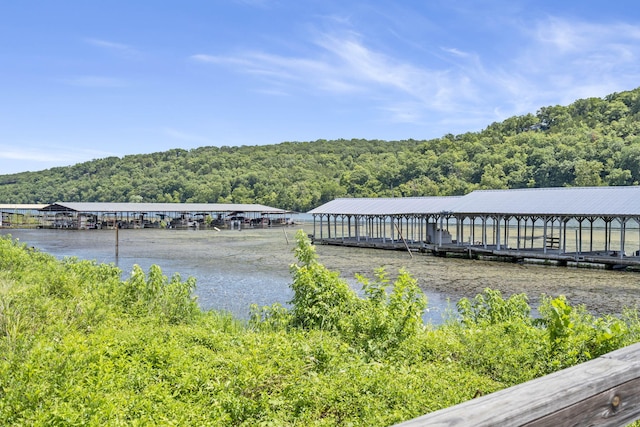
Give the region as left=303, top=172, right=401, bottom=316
left=525, top=377, right=640, bottom=427
left=394, top=342, right=640, bottom=427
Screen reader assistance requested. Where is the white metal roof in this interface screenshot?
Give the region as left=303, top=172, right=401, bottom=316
left=307, top=186, right=640, bottom=218
left=307, top=197, right=461, bottom=216
left=0, top=204, right=48, bottom=210
left=40, top=202, right=287, bottom=214
left=449, top=186, right=640, bottom=217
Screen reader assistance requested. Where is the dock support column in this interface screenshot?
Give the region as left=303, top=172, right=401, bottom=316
left=529, top=218, right=534, bottom=249
left=334, top=215, right=338, bottom=240
left=543, top=217, right=548, bottom=254
left=620, top=218, right=625, bottom=258
left=313, top=215, right=317, bottom=239
left=470, top=217, right=475, bottom=245
left=390, top=217, right=395, bottom=243
left=637, top=217, right=640, bottom=256
left=561, top=216, right=567, bottom=254
left=482, top=216, right=488, bottom=248
left=578, top=218, right=583, bottom=253
left=503, top=217, right=510, bottom=249
left=496, top=215, right=502, bottom=250
left=637, top=218, right=640, bottom=256
left=382, top=215, right=387, bottom=243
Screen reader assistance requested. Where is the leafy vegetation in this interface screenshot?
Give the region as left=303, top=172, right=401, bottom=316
left=1, top=230, right=640, bottom=426
left=2, top=87, right=640, bottom=210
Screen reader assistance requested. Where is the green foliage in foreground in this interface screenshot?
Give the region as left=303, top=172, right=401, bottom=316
left=1, top=231, right=640, bottom=426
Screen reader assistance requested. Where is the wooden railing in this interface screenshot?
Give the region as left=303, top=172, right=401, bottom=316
left=394, top=342, right=640, bottom=427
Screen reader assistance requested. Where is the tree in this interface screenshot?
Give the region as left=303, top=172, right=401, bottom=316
left=479, top=164, right=508, bottom=189
left=573, top=160, right=603, bottom=187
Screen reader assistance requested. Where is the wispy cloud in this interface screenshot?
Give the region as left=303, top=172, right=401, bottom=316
left=191, top=31, right=464, bottom=118
left=192, top=13, right=640, bottom=129
left=441, top=47, right=471, bottom=58
left=192, top=52, right=333, bottom=86
left=84, top=38, right=140, bottom=58
left=502, top=17, right=640, bottom=111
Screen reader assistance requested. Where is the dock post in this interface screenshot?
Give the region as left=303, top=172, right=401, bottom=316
left=115, top=216, right=119, bottom=258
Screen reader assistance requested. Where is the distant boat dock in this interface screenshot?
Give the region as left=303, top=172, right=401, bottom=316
left=0, top=202, right=294, bottom=230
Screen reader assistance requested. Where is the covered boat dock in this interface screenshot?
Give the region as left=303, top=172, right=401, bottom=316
left=0, top=204, right=48, bottom=228
left=307, top=186, right=640, bottom=270
left=37, top=202, right=291, bottom=230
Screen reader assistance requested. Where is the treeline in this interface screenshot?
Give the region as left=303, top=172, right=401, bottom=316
left=2, top=231, right=640, bottom=425
left=2, top=87, right=640, bottom=211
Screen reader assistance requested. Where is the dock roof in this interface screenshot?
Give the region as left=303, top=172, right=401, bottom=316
left=307, top=186, right=640, bottom=218
left=0, top=204, right=48, bottom=211
left=40, top=202, right=288, bottom=214
left=307, top=196, right=460, bottom=216
left=449, top=186, right=640, bottom=217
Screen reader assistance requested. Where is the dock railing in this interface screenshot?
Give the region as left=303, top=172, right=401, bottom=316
left=394, top=342, right=640, bottom=427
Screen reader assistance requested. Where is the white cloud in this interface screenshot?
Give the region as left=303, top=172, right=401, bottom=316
left=190, top=54, right=231, bottom=64
left=84, top=38, right=139, bottom=57
left=191, top=13, right=640, bottom=131
left=441, top=47, right=471, bottom=58
left=192, top=30, right=467, bottom=120
left=498, top=17, right=640, bottom=113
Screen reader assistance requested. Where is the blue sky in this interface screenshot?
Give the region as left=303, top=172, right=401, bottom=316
left=1, top=0, right=639, bottom=174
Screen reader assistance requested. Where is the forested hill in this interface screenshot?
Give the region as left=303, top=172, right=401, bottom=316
left=2, top=87, right=640, bottom=212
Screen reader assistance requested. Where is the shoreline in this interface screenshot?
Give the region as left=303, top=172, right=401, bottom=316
left=2, top=226, right=640, bottom=318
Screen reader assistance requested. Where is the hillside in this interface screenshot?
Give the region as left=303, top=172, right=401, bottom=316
left=1, top=87, right=640, bottom=212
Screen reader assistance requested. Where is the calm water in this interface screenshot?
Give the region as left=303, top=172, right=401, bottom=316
left=0, top=228, right=452, bottom=323
left=4, top=227, right=639, bottom=323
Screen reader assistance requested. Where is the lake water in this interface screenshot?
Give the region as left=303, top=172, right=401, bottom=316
left=3, top=226, right=640, bottom=323
left=0, top=227, right=452, bottom=323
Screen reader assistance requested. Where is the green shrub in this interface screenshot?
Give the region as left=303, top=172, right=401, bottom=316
left=120, top=264, right=200, bottom=324
left=2, top=234, right=640, bottom=426
left=457, top=288, right=531, bottom=327
left=538, top=295, right=631, bottom=371
left=269, top=231, right=428, bottom=360
left=288, top=231, right=356, bottom=331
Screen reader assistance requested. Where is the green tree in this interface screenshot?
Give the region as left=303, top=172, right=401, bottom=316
left=573, top=160, right=603, bottom=187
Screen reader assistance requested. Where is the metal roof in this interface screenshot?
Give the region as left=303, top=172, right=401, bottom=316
left=40, top=202, right=287, bottom=214
left=307, top=197, right=461, bottom=216
left=449, top=186, right=640, bottom=217
left=0, top=204, right=48, bottom=210
left=307, top=186, right=640, bottom=218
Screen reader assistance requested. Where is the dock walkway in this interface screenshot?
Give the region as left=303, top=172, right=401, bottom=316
left=312, top=236, right=640, bottom=271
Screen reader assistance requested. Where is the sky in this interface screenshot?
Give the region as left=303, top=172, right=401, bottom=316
left=1, top=1, right=640, bottom=174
